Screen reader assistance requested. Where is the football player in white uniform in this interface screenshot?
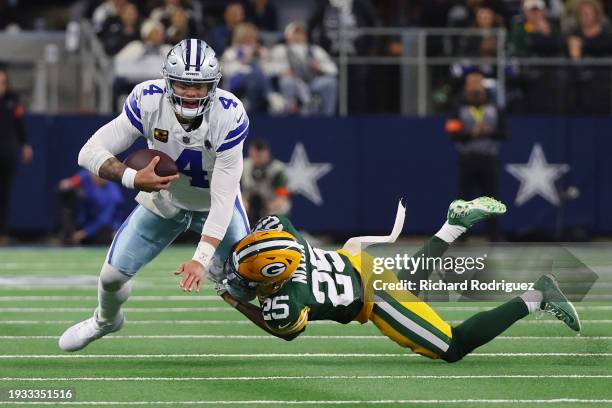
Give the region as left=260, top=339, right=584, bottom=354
left=59, top=39, right=251, bottom=351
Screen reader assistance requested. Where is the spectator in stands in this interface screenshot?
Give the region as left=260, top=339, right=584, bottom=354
left=309, top=0, right=379, bottom=113
left=447, top=0, right=488, bottom=27
left=445, top=71, right=506, bottom=240
left=221, top=22, right=277, bottom=113
left=57, top=170, right=123, bottom=245
left=244, top=0, right=279, bottom=31
left=114, top=19, right=172, bottom=79
left=241, top=139, right=291, bottom=225
left=567, top=0, right=612, bottom=114
left=0, top=0, right=20, bottom=31
left=99, top=2, right=141, bottom=56
left=149, top=0, right=188, bottom=22
left=149, top=0, right=200, bottom=44
left=460, top=6, right=500, bottom=58
left=0, top=67, right=33, bottom=245
left=113, top=19, right=171, bottom=109
left=92, top=0, right=129, bottom=32
left=567, top=0, right=612, bottom=59
left=267, top=21, right=338, bottom=115
left=308, top=0, right=378, bottom=56
left=508, top=0, right=565, bottom=113
left=209, top=2, right=245, bottom=56
left=509, top=0, right=563, bottom=57
left=165, top=6, right=197, bottom=44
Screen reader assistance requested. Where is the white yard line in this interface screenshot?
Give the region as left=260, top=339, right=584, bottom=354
left=0, top=399, right=611, bottom=405
left=0, top=335, right=608, bottom=340
left=1, top=375, right=612, bottom=381
left=1, top=319, right=612, bottom=325
left=0, top=352, right=610, bottom=359
left=0, top=297, right=611, bottom=311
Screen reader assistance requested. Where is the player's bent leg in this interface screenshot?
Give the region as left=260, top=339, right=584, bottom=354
left=107, top=205, right=187, bottom=276
left=97, top=262, right=132, bottom=323
left=441, top=276, right=580, bottom=363
left=398, top=197, right=506, bottom=293
left=59, top=205, right=187, bottom=352
left=441, top=298, right=529, bottom=363
left=370, top=290, right=453, bottom=359
left=58, top=263, right=128, bottom=352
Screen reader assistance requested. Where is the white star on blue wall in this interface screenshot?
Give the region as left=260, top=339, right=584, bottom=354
left=505, top=143, right=570, bottom=206
left=285, top=143, right=333, bottom=206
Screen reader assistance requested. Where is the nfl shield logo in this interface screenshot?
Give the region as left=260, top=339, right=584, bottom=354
left=183, top=136, right=190, bottom=144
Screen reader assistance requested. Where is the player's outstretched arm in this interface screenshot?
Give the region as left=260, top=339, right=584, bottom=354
left=221, top=293, right=299, bottom=341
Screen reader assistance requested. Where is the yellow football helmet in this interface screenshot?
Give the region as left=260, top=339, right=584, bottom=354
left=224, top=230, right=304, bottom=299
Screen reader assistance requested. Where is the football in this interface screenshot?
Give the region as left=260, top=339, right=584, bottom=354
left=123, top=149, right=178, bottom=177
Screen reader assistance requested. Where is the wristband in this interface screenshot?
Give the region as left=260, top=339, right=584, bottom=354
left=121, top=167, right=137, bottom=189
left=192, top=241, right=216, bottom=269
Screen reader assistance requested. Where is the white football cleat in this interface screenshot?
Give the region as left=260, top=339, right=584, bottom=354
left=58, top=309, right=124, bottom=352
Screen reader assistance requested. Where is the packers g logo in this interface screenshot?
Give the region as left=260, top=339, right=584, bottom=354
left=260, top=262, right=287, bottom=277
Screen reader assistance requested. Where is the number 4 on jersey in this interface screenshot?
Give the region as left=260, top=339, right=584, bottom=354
left=175, top=149, right=209, bottom=188
left=143, top=84, right=164, bottom=96
left=219, top=96, right=237, bottom=110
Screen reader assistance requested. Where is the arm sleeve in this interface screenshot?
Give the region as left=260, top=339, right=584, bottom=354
left=77, top=112, right=142, bottom=175
left=201, top=142, right=244, bottom=239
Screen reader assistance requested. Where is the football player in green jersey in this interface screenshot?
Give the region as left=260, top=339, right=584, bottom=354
left=219, top=196, right=581, bottom=362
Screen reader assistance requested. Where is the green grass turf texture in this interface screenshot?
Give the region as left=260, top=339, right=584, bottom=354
left=0, top=247, right=610, bottom=408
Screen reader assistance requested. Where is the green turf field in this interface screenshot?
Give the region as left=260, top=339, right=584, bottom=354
left=0, top=246, right=611, bottom=407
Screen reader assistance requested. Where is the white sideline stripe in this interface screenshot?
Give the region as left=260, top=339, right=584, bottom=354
left=2, top=374, right=612, bottom=381
left=0, top=308, right=233, bottom=312
left=0, top=296, right=223, bottom=301
left=0, top=352, right=610, bottom=359
left=2, top=319, right=612, bottom=325
left=1, top=335, right=609, bottom=341
left=0, top=399, right=611, bottom=405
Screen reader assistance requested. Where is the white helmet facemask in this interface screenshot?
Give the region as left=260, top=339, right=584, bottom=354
left=162, top=39, right=222, bottom=120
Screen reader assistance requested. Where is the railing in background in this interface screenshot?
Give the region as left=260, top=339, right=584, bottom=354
left=0, top=22, right=111, bottom=114
left=79, top=20, right=112, bottom=114
left=0, top=31, right=65, bottom=113
left=336, top=27, right=612, bottom=117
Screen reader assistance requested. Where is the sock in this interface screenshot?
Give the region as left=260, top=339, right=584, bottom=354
left=519, top=290, right=544, bottom=314
left=446, top=298, right=529, bottom=361
left=397, top=236, right=449, bottom=295
left=435, top=221, right=467, bottom=244
left=97, top=263, right=132, bottom=324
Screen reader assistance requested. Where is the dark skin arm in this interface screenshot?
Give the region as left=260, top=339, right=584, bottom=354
left=98, top=156, right=178, bottom=192
left=221, top=292, right=300, bottom=341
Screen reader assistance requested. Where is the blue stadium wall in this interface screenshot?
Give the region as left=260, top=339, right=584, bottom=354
left=8, top=115, right=612, bottom=236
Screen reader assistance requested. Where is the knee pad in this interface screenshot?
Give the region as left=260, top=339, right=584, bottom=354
left=99, top=263, right=131, bottom=292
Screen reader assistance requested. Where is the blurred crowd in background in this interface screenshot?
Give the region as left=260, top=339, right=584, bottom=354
left=2, top=0, right=612, bottom=115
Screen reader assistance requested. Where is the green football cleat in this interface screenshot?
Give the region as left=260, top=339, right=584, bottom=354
left=534, top=274, right=581, bottom=332
left=447, top=196, right=507, bottom=228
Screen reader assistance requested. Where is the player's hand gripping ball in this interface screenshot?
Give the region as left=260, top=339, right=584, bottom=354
left=123, top=149, right=178, bottom=177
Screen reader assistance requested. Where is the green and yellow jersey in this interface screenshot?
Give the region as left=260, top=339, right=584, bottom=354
left=252, top=215, right=367, bottom=336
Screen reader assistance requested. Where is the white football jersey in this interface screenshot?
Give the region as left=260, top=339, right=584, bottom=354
left=122, top=79, right=248, bottom=213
